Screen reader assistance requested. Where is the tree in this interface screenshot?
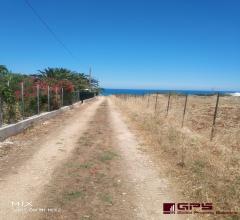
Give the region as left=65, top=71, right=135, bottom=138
left=38, top=67, right=94, bottom=90
left=38, top=67, right=73, bottom=80
left=0, top=65, right=8, bottom=74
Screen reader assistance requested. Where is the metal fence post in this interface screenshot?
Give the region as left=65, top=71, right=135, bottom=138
left=48, top=86, right=50, bottom=111
left=21, top=82, right=25, bottom=119
left=210, top=93, right=220, bottom=141
left=181, top=94, right=188, bottom=127
left=37, top=84, right=40, bottom=114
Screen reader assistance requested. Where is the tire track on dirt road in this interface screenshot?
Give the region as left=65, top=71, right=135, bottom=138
left=27, top=98, right=137, bottom=220
left=1, top=96, right=186, bottom=220
left=109, top=98, right=184, bottom=220
left=0, top=97, right=103, bottom=220
left=30, top=97, right=185, bottom=220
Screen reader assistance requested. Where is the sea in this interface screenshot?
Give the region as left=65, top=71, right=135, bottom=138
left=101, top=88, right=240, bottom=96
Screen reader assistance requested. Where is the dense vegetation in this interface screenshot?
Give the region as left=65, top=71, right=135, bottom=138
left=0, top=65, right=100, bottom=124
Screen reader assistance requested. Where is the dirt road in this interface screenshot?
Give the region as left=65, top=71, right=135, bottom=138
left=0, top=97, right=183, bottom=220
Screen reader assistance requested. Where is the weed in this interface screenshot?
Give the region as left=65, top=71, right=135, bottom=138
left=79, top=162, right=92, bottom=169
left=99, top=193, right=113, bottom=205
left=98, top=151, right=118, bottom=163
left=64, top=190, right=85, bottom=201
left=191, top=160, right=206, bottom=175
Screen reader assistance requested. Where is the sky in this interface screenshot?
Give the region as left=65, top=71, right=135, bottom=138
left=0, top=0, right=239, bottom=90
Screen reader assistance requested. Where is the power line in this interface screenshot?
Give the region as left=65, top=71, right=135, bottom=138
left=24, top=0, right=78, bottom=61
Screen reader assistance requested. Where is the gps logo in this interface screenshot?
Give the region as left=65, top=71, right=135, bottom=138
left=177, top=203, right=212, bottom=211
left=163, top=203, right=175, bottom=214
left=163, top=203, right=213, bottom=214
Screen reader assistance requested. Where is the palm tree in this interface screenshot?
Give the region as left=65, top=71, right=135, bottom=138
left=38, top=67, right=94, bottom=90
left=0, top=65, right=8, bottom=75
left=38, top=67, right=73, bottom=80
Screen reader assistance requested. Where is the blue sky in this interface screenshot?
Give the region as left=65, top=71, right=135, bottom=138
left=0, top=0, right=239, bottom=90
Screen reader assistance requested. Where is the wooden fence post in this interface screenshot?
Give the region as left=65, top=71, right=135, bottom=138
left=154, top=93, right=159, bottom=113
left=37, top=84, right=40, bottom=114
left=166, top=92, right=171, bottom=116
left=0, top=96, right=3, bottom=127
left=210, top=93, right=220, bottom=141
left=181, top=94, right=188, bottom=127
left=147, top=93, right=150, bottom=108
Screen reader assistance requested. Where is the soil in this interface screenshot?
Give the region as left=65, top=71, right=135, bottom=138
left=0, top=97, right=184, bottom=220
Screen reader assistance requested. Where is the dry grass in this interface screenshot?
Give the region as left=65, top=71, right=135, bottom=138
left=113, top=94, right=240, bottom=219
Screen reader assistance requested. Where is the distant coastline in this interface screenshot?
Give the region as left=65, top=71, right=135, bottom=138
left=101, top=88, right=240, bottom=96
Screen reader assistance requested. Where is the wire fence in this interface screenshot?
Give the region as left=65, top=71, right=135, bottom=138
left=115, top=92, right=240, bottom=143
left=0, top=83, right=96, bottom=127
left=114, top=92, right=240, bottom=212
